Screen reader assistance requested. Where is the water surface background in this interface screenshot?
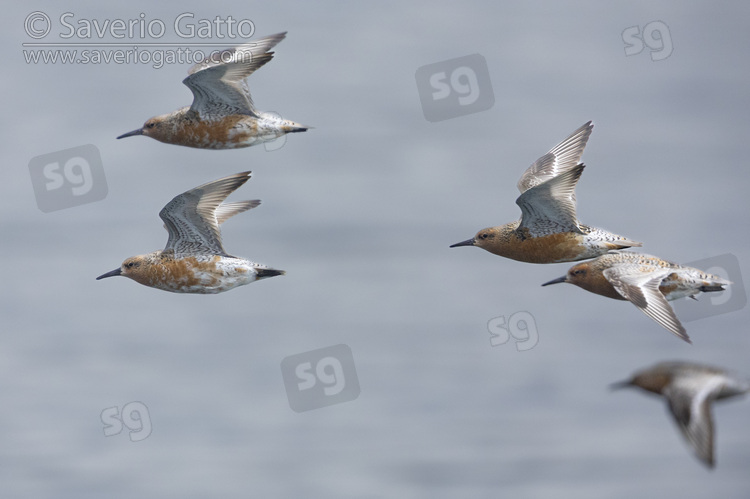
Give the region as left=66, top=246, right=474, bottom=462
left=3, top=2, right=750, bottom=497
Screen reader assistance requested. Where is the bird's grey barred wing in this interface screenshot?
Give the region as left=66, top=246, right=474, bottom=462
left=602, top=265, right=690, bottom=343
left=215, top=200, right=260, bottom=225
left=183, top=32, right=287, bottom=116
left=516, top=163, right=584, bottom=235
left=517, top=121, right=593, bottom=194
left=664, top=375, right=725, bottom=467
left=186, top=32, right=286, bottom=75
left=183, top=53, right=274, bottom=117
left=160, top=172, right=253, bottom=256
left=162, top=200, right=258, bottom=232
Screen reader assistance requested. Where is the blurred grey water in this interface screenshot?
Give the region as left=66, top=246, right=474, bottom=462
left=3, top=2, right=750, bottom=498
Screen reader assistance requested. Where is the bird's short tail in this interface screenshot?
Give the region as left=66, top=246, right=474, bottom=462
left=699, top=275, right=732, bottom=293
left=280, top=119, right=309, bottom=133
left=614, top=238, right=642, bottom=249
left=256, top=268, right=286, bottom=279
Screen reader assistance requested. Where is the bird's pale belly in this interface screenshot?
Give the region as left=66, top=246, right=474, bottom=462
left=137, top=255, right=254, bottom=294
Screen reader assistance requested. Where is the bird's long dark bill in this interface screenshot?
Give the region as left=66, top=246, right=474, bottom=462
left=541, top=276, right=567, bottom=286
left=450, top=238, right=475, bottom=248
left=116, top=128, right=143, bottom=139
left=96, top=268, right=122, bottom=280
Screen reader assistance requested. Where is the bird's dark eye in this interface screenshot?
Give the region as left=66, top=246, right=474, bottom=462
left=480, top=233, right=489, bottom=239
left=573, top=269, right=584, bottom=275
left=146, top=122, right=156, bottom=129
left=125, top=261, right=137, bottom=268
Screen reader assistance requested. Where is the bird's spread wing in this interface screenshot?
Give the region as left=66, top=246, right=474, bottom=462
left=664, top=375, right=725, bottom=467
left=160, top=171, right=253, bottom=256
left=215, top=200, right=260, bottom=225
left=516, top=163, right=585, bottom=234
left=517, top=121, right=593, bottom=194
left=603, top=265, right=690, bottom=342
left=162, top=200, right=258, bottom=232
left=183, top=32, right=287, bottom=117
